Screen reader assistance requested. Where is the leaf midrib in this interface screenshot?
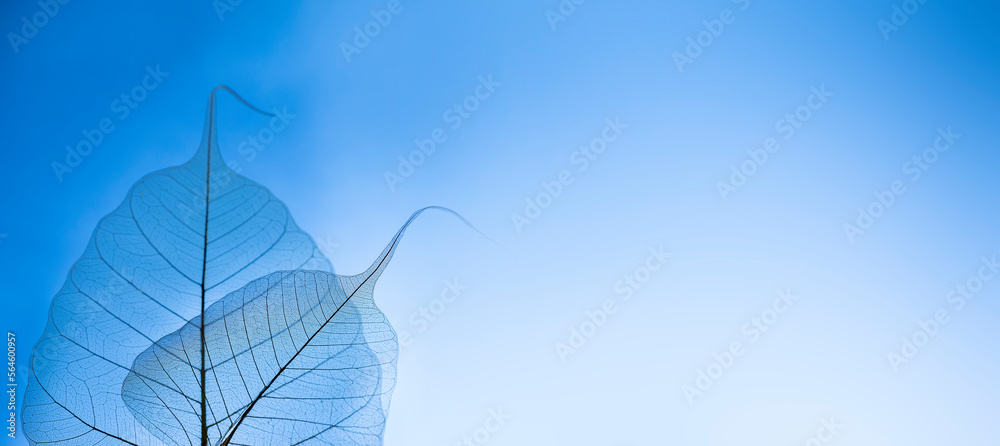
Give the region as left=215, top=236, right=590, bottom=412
left=199, top=95, right=215, bottom=446
left=216, top=234, right=400, bottom=446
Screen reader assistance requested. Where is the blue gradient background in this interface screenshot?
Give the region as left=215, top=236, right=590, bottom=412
left=2, top=1, right=999, bottom=445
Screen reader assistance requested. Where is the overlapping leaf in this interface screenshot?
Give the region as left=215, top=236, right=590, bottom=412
left=119, top=208, right=443, bottom=445
left=22, top=88, right=332, bottom=445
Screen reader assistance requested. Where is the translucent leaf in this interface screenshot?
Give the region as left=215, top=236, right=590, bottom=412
left=121, top=207, right=473, bottom=445
left=22, top=87, right=332, bottom=445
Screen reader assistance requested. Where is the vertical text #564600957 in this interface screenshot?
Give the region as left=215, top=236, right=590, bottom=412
left=7, top=332, right=15, bottom=439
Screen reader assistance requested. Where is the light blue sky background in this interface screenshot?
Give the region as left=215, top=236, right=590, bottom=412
left=2, top=1, right=999, bottom=445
